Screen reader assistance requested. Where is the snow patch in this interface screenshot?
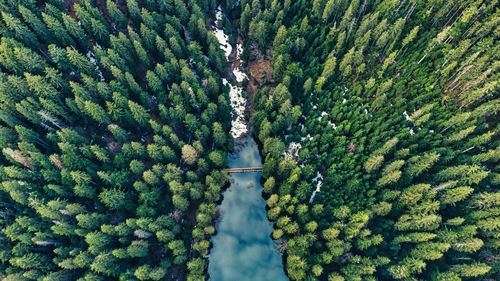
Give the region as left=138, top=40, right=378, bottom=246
left=233, top=67, right=247, bottom=83
left=86, top=50, right=105, bottom=81
left=301, top=134, right=312, bottom=142
left=223, top=79, right=247, bottom=139
left=403, top=111, right=411, bottom=121
left=309, top=172, right=324, bottom=203
left=236, top=43, right=244, bottom=59
left=86, top=50, right=96, bottom=64
left=284, top=142, right=302, bottom=160
left=214, top=7, right=232, bottom=59
left=318, top=111, right=328, bottom=121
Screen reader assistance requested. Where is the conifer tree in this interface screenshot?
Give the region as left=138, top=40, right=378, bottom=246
left=1, top=11, right=40, bottom=48
left=107, top=0, right=128, bottom=29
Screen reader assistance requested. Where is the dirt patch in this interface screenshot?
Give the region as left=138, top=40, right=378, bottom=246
left=244, top=39, right=274, bottom=114
left=247, top=79, right=259, bottom=98
left=248, top=59, right=274, bottom=86
left=246, top=59, right=273, bottom=116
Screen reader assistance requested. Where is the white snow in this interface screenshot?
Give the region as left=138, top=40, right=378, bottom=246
left=403, top=111, right=411, bottom=121
left=86, top=50, right=96, bottom=64
left=318, top=111, right=336, bottom=129
left=223, top=79, right=247, bottom=139
left=284, top=142, right=302, bottom=160
left=233, top=67, right=247, bottom=83
left=214, top=6, right=232, bottom=59
left=318, top=111, right=328, bottom=121
left=301, top=134, right=312, bottom=142
left=86, top=50, right=105, bottom=81
left=236, top=43, right=244, bottom=59
left=309, top=172, right=324, bottom=203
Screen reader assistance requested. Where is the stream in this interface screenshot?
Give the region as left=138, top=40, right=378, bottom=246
left=207, top=6, right=288, bottom=281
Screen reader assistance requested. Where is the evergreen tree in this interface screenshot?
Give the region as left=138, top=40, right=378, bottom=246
left=128, top=100, right=149, bottom=127
left=107, top=0, right=128, bottom=29
left=42, top=12, right=75, bottom=46
left=1, top=11, right=40, bottom=48
left=18, top=5, right=52, bottom=42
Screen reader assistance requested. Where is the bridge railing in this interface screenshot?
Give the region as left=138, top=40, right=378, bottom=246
left=225, top=167, right=263, bottom=173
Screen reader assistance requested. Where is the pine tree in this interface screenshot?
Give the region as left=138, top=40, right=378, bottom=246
left=90, top=252, right=120, bottom=277
left=174, top=0, right=190, bottom=24
left=90, top=17, right=110, bottom=45
left=126, top=0, right=142, bottom=23
left=128, top=100, right=149, bottom=127
left=13, top=46, right=48, bottom=74
left=42, top=12, right=76, bottom=46
left=322, top=54, right=337, bottom=81
left=84, top=100, right=110, bottom=124
left=107, top=0, right=128, bottom=29
left=61, top=13, right=88, bottom=48
left=146, top=70, right=164, bottom=94
left=286, top=255, right=308, bottom=280
left=133, top=40, right=151, bottom=67
left=18, top=5, right=52, bottom=42
left=451, top=263, right=491, bottom=277
left=1, top=11, right=40, bottom=48
left=66, top=47, right=97, bottom=77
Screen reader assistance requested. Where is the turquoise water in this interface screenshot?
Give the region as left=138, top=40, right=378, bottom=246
left=208, top=136, right=288, bottom=281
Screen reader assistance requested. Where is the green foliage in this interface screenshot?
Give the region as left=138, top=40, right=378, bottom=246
left=0, top=1, right=231, bottom=279
left=239, top=0, right=500, bottom=279
left=0, top=1, right=498, bottom=280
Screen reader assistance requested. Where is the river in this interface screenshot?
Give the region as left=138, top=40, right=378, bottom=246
left=207, top=136, right=287, bottom=281
left=207, top=6, right=288, bottom=281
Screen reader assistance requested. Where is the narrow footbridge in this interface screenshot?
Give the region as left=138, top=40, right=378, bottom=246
left=225, top=167, right=263, bottom=173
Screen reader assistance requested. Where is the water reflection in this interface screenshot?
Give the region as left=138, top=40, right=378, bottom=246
left=208, top=136, right=288, bottom=281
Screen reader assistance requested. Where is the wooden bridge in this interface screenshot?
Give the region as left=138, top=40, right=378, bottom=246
left=225, top=167, right=263, bottom=173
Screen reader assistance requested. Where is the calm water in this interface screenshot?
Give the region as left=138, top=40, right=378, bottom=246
left=208, top=136, right=288, bottom=281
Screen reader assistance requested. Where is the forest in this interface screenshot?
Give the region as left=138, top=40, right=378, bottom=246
left=0, top=0, right=498, bottom=281
left=0, top=0, right=232, bottom=280
left=231, top=0, right=499, bottom=280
